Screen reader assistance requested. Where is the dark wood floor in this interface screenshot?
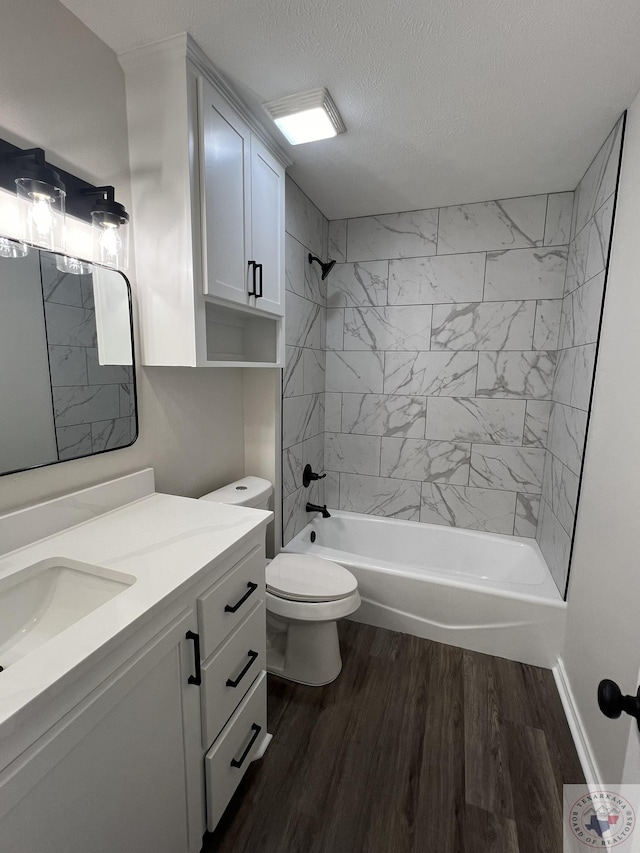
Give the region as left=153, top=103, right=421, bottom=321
left=204, top=621, right=584, bottom=853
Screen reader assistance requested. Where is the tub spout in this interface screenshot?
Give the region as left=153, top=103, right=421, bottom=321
left=306, top=502, right=331, bottom=519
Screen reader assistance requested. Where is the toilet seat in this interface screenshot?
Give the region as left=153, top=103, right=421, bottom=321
left=266, top=589, right=361, bottom=623
left=267, top=554, right=358, bottom=603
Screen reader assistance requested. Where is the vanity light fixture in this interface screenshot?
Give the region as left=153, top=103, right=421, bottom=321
left=84, top=187, right=130, bottom=271
left=8, top=148, right=67, bottom=251
left=0, top=236, right=28, bottom=259
left=263, top=88, right=346, bottom=145
left=308, top=253, right=336, bottom=280
left=55, top=254, right=92, bottom=275
left=0, top=139, right=131, bottom=271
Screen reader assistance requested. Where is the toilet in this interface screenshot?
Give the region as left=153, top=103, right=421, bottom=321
left=199, top=477, right=361, bottom=686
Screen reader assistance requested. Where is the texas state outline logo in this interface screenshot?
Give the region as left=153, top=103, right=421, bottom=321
left=566, top=789, right=637, bottom=849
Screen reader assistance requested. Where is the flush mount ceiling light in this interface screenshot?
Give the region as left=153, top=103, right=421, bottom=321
left=263, top=88, right=346, bottom=145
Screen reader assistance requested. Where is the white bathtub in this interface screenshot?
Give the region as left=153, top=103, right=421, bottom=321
left=283, top=510, right=566, bottom=668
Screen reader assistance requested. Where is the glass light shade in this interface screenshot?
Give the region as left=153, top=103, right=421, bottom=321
left=91, top=211, right=129, bottom=271
left=16, top=178, right=66, bottom=251
left=55, top=254, right=93, bottom=275
left=0, top=236, right=28, bottom=259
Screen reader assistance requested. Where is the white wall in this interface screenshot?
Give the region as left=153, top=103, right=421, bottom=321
left=563, top=89, right=640, bottom=782
left=0, top=0, right=249, bottom=513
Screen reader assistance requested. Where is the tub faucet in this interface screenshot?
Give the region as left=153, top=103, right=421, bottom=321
left=306, top=502, right=331, bottom=519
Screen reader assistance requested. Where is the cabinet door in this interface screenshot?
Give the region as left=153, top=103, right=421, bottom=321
left=250, top=136, right=285, bottom=316
left=0, top=610, right=204, bottom=853
left=200, top=78, right=252, bottom=306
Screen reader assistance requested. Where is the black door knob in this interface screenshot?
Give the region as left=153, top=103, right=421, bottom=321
left=598, top=679, right=640, bottom=731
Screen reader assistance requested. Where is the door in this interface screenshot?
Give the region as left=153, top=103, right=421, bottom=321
left=200, top=78, right=252, bottom=306
left=249, top=136, right=285, bottom=316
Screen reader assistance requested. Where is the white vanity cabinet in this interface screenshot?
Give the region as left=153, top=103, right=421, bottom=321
left=121, top=35, right=289, bottom=368
left=0, top=610, right=204, bottom=853
left=0, top=491, right=271, bottom=853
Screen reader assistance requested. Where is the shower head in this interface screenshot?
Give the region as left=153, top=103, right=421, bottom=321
left=308, top=253, right=336, bottom=280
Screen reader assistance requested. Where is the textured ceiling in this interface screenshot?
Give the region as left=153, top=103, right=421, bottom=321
left=60, top=0, right=640, bottom=220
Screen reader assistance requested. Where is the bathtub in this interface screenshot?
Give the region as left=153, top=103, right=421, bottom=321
left=283, top=509, right=566, bottom=668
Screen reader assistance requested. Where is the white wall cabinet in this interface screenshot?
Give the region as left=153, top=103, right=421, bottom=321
left=122, top=35, right=289, bottom=367
left=0, top=530, right=269, bottom=853
left=201, top=81, right=284, bottom=317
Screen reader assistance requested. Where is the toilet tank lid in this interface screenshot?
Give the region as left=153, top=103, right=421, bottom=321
left=199, top=476, right=273, bottom=506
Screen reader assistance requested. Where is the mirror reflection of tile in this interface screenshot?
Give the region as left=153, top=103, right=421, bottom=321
left=0, top=248, right=136, bottom=474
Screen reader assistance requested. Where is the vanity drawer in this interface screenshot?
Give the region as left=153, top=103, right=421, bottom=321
left=201, top=602, right=265, bottom=747
left=205, top=670, right=267, bottom=832
left=197, top=544, right=264, bottom=658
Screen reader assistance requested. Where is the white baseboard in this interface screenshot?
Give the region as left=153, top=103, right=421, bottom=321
left=553, top=657, right=602, bottom=787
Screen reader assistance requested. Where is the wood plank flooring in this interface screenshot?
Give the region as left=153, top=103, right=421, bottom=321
left=203, top=621, right=584, bottom=853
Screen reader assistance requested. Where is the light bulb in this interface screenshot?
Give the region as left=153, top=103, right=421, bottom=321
left=99, top=224, right=121, bottom=267
left=16, top=178, right=66, bottom=251
left=30, top=194, right=55, bottom=241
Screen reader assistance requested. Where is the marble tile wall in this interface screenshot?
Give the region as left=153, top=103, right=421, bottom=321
left=537, top=116, right=625, bottom=595
left=281, top=116, right=624, bottom=581
left=40, top=254, right=136, bottom=461
left=282, top=178, right=329, bottom=543
left=324, top=191, right=572, bottom=537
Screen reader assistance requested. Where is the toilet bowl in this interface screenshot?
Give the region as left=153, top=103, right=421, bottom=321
left=266, top=553, right=361, bottom=685
left=199, top=477, right=360, bottom=686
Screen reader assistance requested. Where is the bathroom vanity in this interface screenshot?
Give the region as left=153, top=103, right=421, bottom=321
left=0, top=470, right=271, bottom=853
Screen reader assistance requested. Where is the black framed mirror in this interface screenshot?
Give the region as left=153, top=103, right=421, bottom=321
left=0, top=242, right=137, bottom=476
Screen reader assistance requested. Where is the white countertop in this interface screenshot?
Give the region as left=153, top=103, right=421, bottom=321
left=0, top=491, right=271, bottom=742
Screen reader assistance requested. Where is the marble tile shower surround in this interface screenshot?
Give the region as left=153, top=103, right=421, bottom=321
left=282, top=178, right=329, bottom=543
left=40, top=254, right=136, bottom=462
left=536, top=116, right=624, bottom=595
left=282, top=116, right=623, bottom=569
left=323, top=190, right=572, bottom=540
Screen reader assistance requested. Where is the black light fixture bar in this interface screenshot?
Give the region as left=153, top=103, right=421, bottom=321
left=0, top=138, right=123, bottom=225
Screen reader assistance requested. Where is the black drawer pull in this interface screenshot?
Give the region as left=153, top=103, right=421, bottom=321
left=230, top=723, right=262, bottom=768
left=226, top=649, right=259, bottom=688
left=256, top=263, right=263, bottom=298
left=225, top=582, right=258, bottom=613
left=185, top=631, right=201, bottom=686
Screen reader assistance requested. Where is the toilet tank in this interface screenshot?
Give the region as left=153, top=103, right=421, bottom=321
left=199, top=476, right=273, bottom=510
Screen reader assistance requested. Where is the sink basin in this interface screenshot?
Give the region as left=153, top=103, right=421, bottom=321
left=0, top=558, right=135, bottom=669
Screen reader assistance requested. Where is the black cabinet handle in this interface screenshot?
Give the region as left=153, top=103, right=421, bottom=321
left=248, top=260, right=257, bottom=296
left=226, top=649, right=259, bottom=688
left=225, top=581, right=258, bottom=613
left=256, top=263, right=263, bottom=298
left=185, top=631, right=201, bottom=686
left=230, top=723, right=262, bottom=768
